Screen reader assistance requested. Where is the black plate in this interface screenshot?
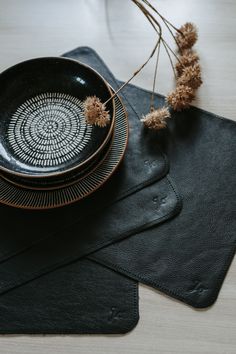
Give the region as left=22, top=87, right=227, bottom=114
left=0, top=57, right=115, bottom=178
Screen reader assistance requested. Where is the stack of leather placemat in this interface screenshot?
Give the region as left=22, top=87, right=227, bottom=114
left=0, top=47, right=235, bottom=333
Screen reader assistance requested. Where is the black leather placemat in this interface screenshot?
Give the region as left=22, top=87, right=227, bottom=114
left=0, top=47, right=181, bottom=296
left=62, top=47, right=235, bottom=307
left=0, top=258, right=138, bottom=334
left=90, top=79, right=236, bottom=308
left=0, top=176, right=180, bottom=295
left=3, top=47, right=234, bottom=310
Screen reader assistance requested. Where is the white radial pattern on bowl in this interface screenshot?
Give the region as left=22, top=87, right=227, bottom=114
left=0, top=95, right=127, bottom=209
left=7, top=93, right=92, bottom=167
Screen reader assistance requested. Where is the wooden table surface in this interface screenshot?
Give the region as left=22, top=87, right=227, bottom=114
left=0, top=0, right=235, bottom=353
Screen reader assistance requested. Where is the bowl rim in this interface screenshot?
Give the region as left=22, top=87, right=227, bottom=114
left=0, top=56, right=116, bottom=179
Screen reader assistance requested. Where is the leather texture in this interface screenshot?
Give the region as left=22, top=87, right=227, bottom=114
left=89, top=71, right=236, bottom=307
left=0, top=258, right=138, bottom=334
left=1, top=46, right=234, bottom=316
left=0, top=175, right=180, bottom=295
left=65, top=47, right=235, bottom=308
left=0, top=48, right=181, bottom=291
left=0, top=47, right=182, bottom=333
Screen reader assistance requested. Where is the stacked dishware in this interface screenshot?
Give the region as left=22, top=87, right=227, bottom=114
left=0, top=57, right=128, bottom=209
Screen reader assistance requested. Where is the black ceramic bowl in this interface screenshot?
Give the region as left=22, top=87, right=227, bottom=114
left=0, top=57, right=115, bottom=179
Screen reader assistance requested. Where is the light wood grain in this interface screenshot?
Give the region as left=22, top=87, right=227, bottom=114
left=0, top=0, right=235, bottom=353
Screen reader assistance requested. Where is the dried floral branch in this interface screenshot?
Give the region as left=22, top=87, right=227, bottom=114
left=167, top=85, right=195, bottom=111
left=86, top=0, right=202, bottom=130
left=141, top=0, right=183, bottom=51
left=85, top=0, right=164, bottom=127
left=141, top=0, right=181, bottom=33
left=175, top=49, right=199, bottom=76
left=84, top=96, right=110, bottom=127
left=177, top=63, right=202, bottom=89
left=176, top=22, right=198, bottom=51
left=162, top=39, right=177, bottom=79
left=150, top=41, right=161, bottom=111
left=161, top=38, right=181, bottom=64
left=103, top=0, right=162, bottom=105
left=141, top=107, right=170, bottom=130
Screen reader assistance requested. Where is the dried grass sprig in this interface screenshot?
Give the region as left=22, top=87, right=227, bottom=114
left=141, top=0, right=183, bottom=52
left=84, top=96, right=110, bottom=127
left=176, top=22, right=198, bottom=51
left=85, top=0, right=163, bottom=127
left=150, top=41, right=161, bottom=110
left=103, top=0, right=162, bottom=105
left=141, top=0, right=181, bottom=33
left=177, top=63, right=202, bottom=89
left=175, top=49, right=199, bottom=76
left=86, top=1, right=202, bottom=130
left=141, top=107, right=170, bottom=130
left=162, top=39, right=177, bottom=79
left=167, top=85, right=195, bottom=111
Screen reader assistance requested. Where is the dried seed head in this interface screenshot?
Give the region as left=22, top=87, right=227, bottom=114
left=177, top=63, right=202, bottom=89
left=176, top=22, right=198, bottom=51
left=83, top=96, right=110, bottom=127
left=167, top=85, right=195, bottom=111
left=141, top=107, right=170, bottom=130
left=176, top=49, right=199, bottom=76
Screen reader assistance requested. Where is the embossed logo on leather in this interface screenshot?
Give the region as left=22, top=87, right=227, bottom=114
left=189, top=280, right=208, bottom=295
left=144, top=159, right=158, bottom=170
left=152, top=195, right=167, bottom=210
left=108, top=307, right=122, bottom=322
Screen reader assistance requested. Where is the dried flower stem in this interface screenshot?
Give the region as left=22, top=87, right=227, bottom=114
left=136, top=0, right=182, bottom=67
left=104, top=36, right=161, bottom=105
left=141, top=0, right=181, bottom=33
left=100, top=0, right=202, bottom=131
left=104, top=0, right=185, bottom=110
left=138, top=2, right=181, bottom=65
left=161, top=38, right=181, bottom=64
left=104, top=0, right=162, bottom=106
left=133, top=0, right=163, bottom=31
left=162, top=39, right=177, bottom=79
left=141, top=0, right=183, bottom=51
left=150, top=41, right=161, bottom=111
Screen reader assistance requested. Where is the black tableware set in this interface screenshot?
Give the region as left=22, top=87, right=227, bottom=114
left=0, top=47, right=235, bottom=334
left=0, top=57, right=128, bottom=209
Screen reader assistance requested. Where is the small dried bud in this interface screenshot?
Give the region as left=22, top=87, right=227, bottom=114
left=83, top=96, right=110, bottom=127
left=176, top=23, right=198, bottom=51
left=177, top=63, right=202, bottom=89
left=176, top=49, right=199, bottom=76
left=141, top=107, right=170, bottom=130
left=167, top=85, right=195, bottom=111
